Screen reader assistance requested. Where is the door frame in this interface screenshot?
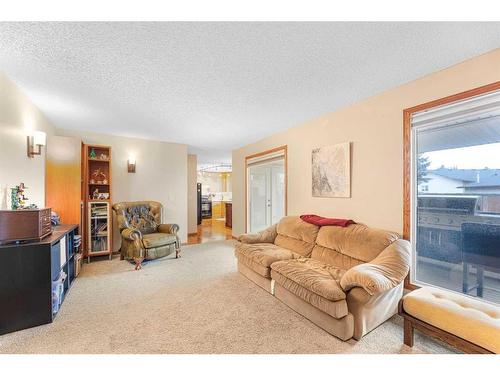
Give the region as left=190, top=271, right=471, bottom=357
left=245, top=145, right=288, bottom=233
left=402, top=81, right=500, bottom=290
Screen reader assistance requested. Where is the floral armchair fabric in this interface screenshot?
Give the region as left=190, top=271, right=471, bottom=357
left=112, top=201, right=180, bottom=270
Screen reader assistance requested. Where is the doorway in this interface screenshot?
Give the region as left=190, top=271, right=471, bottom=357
left=246, top=146, right=287, bottom=233
left=189, top=166, right=233, bottom=245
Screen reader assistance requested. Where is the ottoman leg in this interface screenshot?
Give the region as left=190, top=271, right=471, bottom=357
left=404, top=318, right=414, bottom=347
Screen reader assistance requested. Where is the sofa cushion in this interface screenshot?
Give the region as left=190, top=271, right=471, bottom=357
left=310, top=244, right=364, bottom=270
left=274, top=216, right=320, bottom=257
left=271, top=258, right=346, bottom=301
left=271, top=270, right=348, bottom=318
left=271, top=258, right=348, bottom=318
left=312, top=224, right=399, bottom=265
left=142, top=232, right=177, bottom=249
left=235, top=242, right=299, bottom=278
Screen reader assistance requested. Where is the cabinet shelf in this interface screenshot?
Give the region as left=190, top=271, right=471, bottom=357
left=88, top=250, right=110, bottom=256
left=88, top=158, right=110, bottom=162
left=0, top=225, right=79, bottom=334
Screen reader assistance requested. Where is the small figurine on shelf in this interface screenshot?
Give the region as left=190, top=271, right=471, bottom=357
left=89, top=148, right=97, bottom=159
left=99, top=153, right=108, bottom=161
left=10, top=182, right=36, bottom=210
left=91, top=168, right=107, bottom=184
left=92, top=188, right=99, bottom=199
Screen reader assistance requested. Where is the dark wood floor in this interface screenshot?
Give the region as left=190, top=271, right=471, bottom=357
left=187, top=218, right=233, bottom=244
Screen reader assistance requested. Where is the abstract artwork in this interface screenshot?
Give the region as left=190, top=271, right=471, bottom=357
left=312, top=142, right=351, bottom=198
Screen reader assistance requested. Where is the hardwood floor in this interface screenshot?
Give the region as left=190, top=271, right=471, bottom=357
left=187, top=218, right=233, bottom=244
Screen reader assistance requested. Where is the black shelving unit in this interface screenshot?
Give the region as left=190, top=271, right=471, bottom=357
left=0, top=224, right=79, bottom=335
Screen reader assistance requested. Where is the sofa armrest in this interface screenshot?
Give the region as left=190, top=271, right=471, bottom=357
left=157, top=223, right=179, bottom=235
left=121, top=228, right=143, bottom=241
left=238, top=224, right=278, bottom=244
left=340, top=239, right=411, bottom=296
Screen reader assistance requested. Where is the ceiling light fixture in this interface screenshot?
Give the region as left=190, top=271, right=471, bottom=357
left=198, top=163, right=232, bottom=173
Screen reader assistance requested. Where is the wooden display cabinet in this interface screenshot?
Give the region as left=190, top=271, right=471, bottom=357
left=83, top=144, right=112, bottom=262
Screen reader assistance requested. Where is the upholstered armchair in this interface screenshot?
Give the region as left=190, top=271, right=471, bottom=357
left=112, top=201, right=180, bottom=270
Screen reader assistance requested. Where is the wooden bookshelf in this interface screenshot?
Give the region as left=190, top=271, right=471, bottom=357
left=83, top=144, right=112, bottom=262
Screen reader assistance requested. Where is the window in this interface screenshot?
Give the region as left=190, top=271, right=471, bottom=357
left=405, top=83, right=500, bottom=305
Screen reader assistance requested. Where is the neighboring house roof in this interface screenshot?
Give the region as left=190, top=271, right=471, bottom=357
left=429, top=168, right=500, bottom=188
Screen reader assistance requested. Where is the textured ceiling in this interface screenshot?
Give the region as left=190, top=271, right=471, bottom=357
left=1, top=22, right=499, bottom=166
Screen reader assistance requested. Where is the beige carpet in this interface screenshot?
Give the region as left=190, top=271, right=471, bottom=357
left=0, top=240, right=456, bottom=354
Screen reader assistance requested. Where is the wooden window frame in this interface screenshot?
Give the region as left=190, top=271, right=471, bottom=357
left=403, top=81, right=500, bottom=290
left=245, top=145, right=288, bottom=233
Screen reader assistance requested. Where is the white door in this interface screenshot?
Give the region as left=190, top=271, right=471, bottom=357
left=247, top=159, right=285, bottom=233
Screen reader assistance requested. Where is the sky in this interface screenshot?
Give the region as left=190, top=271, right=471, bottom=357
left=423, top=142, right=500, bottom=170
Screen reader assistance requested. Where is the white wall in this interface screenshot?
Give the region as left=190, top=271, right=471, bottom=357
left=464, top=187, right=500, bottom=194
left=57, top=129, right=188, bottom=247
left=187, top=154, right=198, bottom=234
left=419, top=173, right=465, bottom=194
left=232, top=49, right=500, bottom=236
left=198, top=172, right=223, bottom=195
left=226, top=174, right=232, bottom=193
left=0, top=72, right=55, bottom=209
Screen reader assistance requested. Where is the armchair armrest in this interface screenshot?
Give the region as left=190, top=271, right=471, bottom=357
left=157, top=223, right=179, bottom=235
left=157, top=224, right=180, bottom=250
left=340, top=239, right=411, bottom=296
left=238, top=224, right=277, bottom=244
left=121, top=227, right=143, bottom=241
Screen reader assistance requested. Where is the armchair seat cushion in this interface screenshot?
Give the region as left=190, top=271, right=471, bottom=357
left=234, top=242, right=299, bottom=278
left=142, top=232, right=178, bottom=249
left=271, top=258, right=348, bottom=318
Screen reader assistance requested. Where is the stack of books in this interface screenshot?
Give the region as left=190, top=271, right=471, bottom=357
left=73, top=235, right=82, bottom=250
left=91, top=222, right=107, bottom=237
left=91, top=205, right=108, bottom=217
left=91, top=237, right=108, bottom=252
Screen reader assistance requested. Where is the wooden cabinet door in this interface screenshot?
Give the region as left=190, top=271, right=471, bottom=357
left=46, top=136, right=82, bottom=229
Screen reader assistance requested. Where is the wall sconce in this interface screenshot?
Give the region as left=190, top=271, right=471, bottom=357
left=27, top=130, right=47, bottom=158
left=127, top=157, right=136, bottom=173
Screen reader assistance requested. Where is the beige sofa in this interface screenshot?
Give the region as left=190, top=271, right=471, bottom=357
left=234, top=216, right=411, bottom=340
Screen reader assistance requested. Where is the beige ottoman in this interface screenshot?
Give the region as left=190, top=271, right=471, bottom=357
left=399, top=286, right=500, bottom=353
